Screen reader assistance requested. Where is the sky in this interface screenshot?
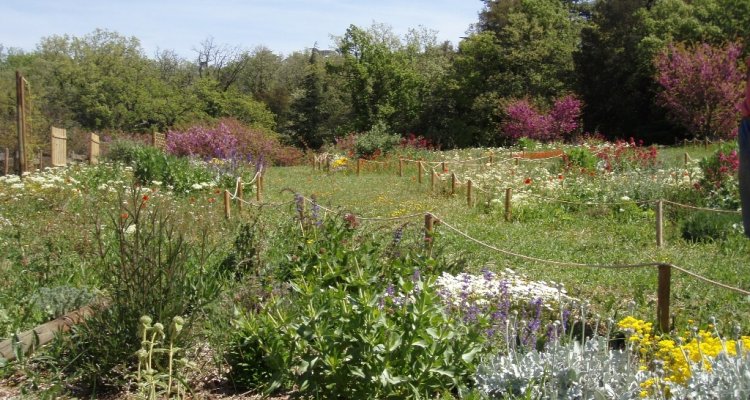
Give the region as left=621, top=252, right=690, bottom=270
left=0, top=0, right=481, bottom=58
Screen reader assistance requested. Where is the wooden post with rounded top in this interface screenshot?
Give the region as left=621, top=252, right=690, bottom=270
left=451, top=173, right=456, bottom=195
left=417, top=161, right=423, bottom=184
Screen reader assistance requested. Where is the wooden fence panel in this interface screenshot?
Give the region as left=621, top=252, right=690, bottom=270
left=50, top=127, right=67, bottom=167
left=151, top=132, right=166, bottom=150
left=89, top=133, right=100, bottom=165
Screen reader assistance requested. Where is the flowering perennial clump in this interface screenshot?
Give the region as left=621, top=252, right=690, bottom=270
left=618, top=316, right=750, bottom=396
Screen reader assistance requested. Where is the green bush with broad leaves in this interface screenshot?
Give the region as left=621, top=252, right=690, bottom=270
left=227, top=216, right=484, bottom=398
left=354, top=121, right=402, bottom=158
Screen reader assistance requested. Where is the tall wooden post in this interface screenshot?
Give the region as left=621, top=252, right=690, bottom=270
left=398, top=159, right=403, bottom=177
left=451, top=173, right=457, bottom=195
left=657, top=264, right=672, bottom=332
left=38, top=149, right=43, bottom=170
left=514, top=158, right=519, bottom=166
left=441, top=161, right=446, bottom=172
left=16, top=71, right=27, bottom=175
left=431, top=171, right=436, bottom=191
left=3, top=148, right=8, bottom=175
left=504, top=188, right=512, bottom=222
left=656, top=200, right=664, bottom=247
left=489, top=153, right=494, bottom=164
left=417, top=162, right=423, bottom=184
left=224, top=190, right=231, bottom=220
left=467, top=179, right=473, bottom=207
left=684, top=152, right=688, bottom=167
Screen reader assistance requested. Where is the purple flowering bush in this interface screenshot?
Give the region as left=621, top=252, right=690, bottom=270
left=501, top=96, right=582, bottom=143
left=167, top=118, right=304, bottom=167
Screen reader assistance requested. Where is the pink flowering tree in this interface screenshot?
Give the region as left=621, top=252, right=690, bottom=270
left=654, top=41, right=744, bottom=140
left=501, top=96, right=582, bottom=142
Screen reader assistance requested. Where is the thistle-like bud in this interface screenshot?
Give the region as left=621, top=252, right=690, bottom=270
left=136, top=349, right=148, bottom=360
left=140, top=315, right=153, bottom=326
left=154, top=322, right=165, bottom=333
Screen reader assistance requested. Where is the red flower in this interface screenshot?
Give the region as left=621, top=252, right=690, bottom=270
left=524, top=178, right=532, bottom=185
left=558, top=174, right=564, bottom=180
left=120, top=213, right=129, bottom=219
left=142, top=195, right=150, bottom=201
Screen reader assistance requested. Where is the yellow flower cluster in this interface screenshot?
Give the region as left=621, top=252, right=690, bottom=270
left=618, top=316, right=750, bottom=397
left=330, top=156, right=349, bottom=170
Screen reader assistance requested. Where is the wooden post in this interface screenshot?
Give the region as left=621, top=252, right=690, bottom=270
left=224, top=190, right=231, bottom=220
left=357, top=159, right=362, bottom=176
left=657, top=264, right=672, bottom=332
left=504, top=188, right=512, bottom=222
left=398, top=159, right=403, bottom=177
left=3, top=148, right=8, bottom=175
left=16, top=71, right=27, bottom=175
left=514, top=157, right=519, bottom=166
left=424, top=213, right=434, bottom=248
left=684, top=152, right=688, bottom=166
left=451, top=173, right=457, bottom=195
left=441, top=161, right=446, bottom=172
left=237, top=179, right=243, bottom=213
left=489, top=153, right=494, bottom=164
left=656, top=200, right=664, bottom=247
left=431, top=171, right=436, bottom=191
left=467, top=179, right=473, bottom=207
left=256, top=175, right=263, bottom=202
left=417, top=162, right=423, bottom=184
left=38, top=149, right=43, bottom=170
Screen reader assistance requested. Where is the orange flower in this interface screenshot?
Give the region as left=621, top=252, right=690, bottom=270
left=142, top=195, right=150, bottom=201
left=524, top=178, right=532, bottom=185
left=120, top=213, right=129, bottom=219
left=558, top=174, right=564, bottom=180
left=208, top=197, right=216, bottom=203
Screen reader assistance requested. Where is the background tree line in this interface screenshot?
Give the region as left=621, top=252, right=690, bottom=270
left=1, top=0, right=749, bottom=151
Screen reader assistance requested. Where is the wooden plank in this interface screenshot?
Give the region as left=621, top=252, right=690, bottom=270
left=50, top=127, right=67, bottom=167
left=0, top=304, right=98, bottom=361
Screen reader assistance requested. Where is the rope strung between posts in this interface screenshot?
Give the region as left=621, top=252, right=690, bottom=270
left=662, top=200, right=742, bottom=215
left=524, top=192, right=658, bottom=207
left=428, top=212, right=750, bottom=296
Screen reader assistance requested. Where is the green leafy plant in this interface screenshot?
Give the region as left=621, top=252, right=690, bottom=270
left=681, top=211, right=742, bottom=243
left=228, top=216, right=484, bottom=398
left=563, top=147, right=598, bottom=171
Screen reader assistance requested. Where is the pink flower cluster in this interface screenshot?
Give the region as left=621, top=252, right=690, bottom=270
left=502, top=96, right=582, bottom=142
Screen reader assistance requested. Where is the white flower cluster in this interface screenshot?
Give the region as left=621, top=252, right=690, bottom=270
left=435, top=268, right=572, bottom=311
